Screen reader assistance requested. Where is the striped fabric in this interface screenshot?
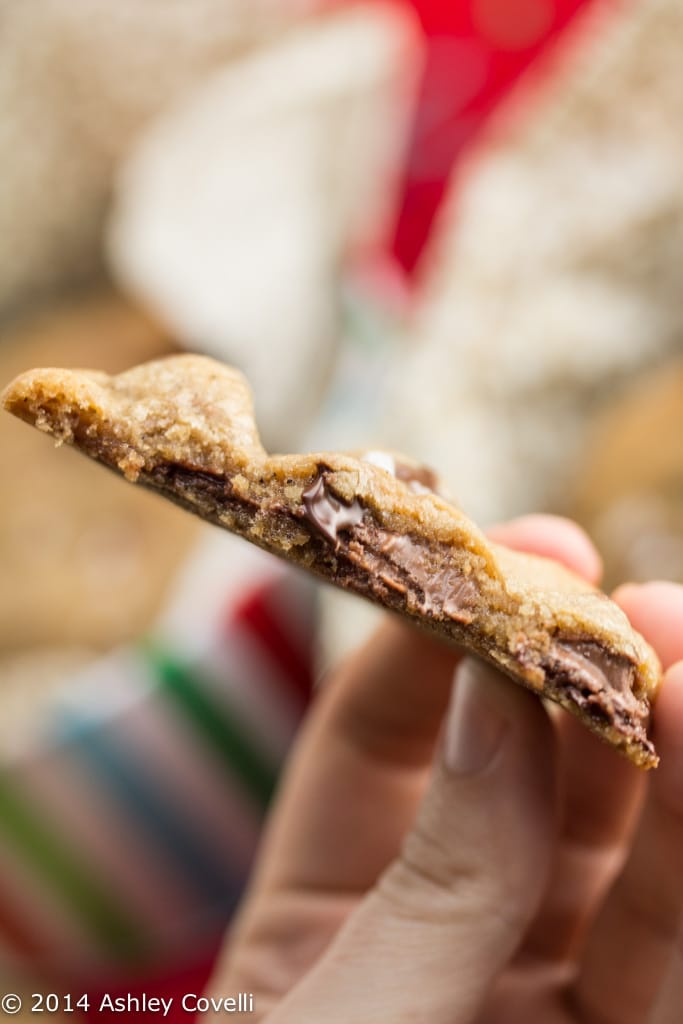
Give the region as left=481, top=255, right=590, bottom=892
left=0, top=534, right=315, bottom=981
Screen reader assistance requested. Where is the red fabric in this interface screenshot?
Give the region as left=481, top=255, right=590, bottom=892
left=391, top=0, right=595, bottom=272
left=85, top=952, right=216, bottom=1023
left=232, top=584, right=314, bottom=708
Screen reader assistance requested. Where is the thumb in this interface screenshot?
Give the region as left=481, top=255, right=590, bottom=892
left=266, top=659, right=558, bottom=1024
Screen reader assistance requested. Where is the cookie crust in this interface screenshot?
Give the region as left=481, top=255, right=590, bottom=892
left=2, top=355, right=662, bottom=767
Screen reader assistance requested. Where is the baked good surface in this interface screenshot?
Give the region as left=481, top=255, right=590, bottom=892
left=2, top=354, right=662, bottom=767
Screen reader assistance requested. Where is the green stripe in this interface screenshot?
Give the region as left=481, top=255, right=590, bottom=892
left=0, top=778, right=147, bottom=961
left=142, top=644, right=277, bottom=808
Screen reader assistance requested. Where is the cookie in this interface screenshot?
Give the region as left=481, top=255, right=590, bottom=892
left=2, top=355, right=662, bottom=767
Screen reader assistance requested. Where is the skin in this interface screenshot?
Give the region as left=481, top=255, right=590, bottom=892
left=206, top=516, right=683, bottom=1023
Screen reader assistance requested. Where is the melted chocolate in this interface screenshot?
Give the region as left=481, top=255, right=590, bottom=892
left=541, top=638, right=652, bottom=750
left=302, top=476, right=364, bottom=546
left=370, top=532, right=478, bottom=620
left=301, top=474, right=477, bottom=623
left=149, top=461, right=653, bottom=757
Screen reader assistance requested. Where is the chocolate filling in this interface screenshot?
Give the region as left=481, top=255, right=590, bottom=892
left=302, top=473, right=653, bottom=753
left=540, top=639, right=652, bottom=752
left=346, top=524, right=479, bottom=623
left=301, top=474, right=478, bottom=624
left=302, top=476, right=364, bottom=546
left=131, top=455, right=652, bottom=756
left=17, top=394, right=655, bottom=763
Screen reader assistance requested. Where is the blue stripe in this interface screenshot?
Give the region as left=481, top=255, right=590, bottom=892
left=55, top=713, right=243, bottom=913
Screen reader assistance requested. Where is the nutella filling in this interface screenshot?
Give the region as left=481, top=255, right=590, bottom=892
left=149, top=461, right=652, bottom=754
left=541, top=638, right=652, bottom=748
left=302, top=475, right=364, bottom=546
left=301, top=473, right=477, bottom=624
left=364, top=532, right=478, bottom=619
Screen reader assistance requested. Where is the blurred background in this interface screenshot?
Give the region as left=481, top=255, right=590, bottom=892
left=2, top=0, right=683, bottom=1019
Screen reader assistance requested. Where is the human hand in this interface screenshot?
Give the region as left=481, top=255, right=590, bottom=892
left=207, top=516, right=683, bottom=1023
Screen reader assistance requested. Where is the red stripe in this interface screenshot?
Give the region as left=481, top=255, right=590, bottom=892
left=0, top=878, right=45, bottom=957
left=86, top=944, right=220, bottom=1023
left=391, top=0, right=593, bottom=271
left=231, top=586, right=313, bottom=706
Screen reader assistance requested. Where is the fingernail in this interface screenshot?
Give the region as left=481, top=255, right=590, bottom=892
left=444, top=659, right=508, bottom=775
